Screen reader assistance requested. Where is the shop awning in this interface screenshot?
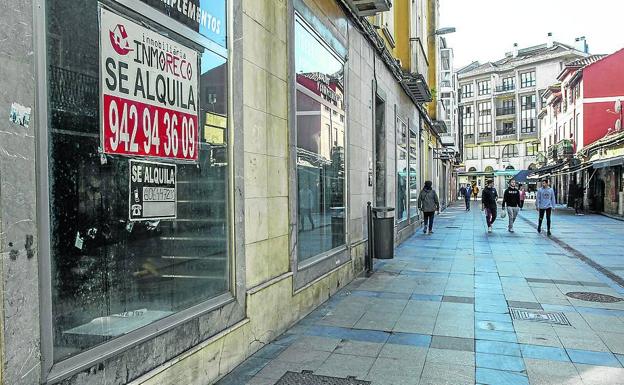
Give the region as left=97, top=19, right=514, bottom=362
left=512, top=170, right=534, bottom=183
left=592, top=155, right=624, bottom=169
left=528, top=162, right=565, bottom=179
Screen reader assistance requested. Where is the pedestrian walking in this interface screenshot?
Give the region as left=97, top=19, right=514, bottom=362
left=464, top=184, right=472, bottom=211
left=536, top=179, right=556, bottom=236
left=519, top=185, right=526, bottom=210
left=574, top=183, right=585, bottom=215
left=472, top=185, right=480, bottom=201
left=481, top=180, right=498, bottom=233
left=418, top=180, right=440, bottom=235
left=502, top=180, right=521, bottom=232
left=460, top=185, right=466, bottom=201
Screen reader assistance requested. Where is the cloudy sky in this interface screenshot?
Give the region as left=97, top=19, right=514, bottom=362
left=439, top=0, right=624, bottom=69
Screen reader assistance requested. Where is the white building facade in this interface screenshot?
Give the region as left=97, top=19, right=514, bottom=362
left=457, top=40, right=587, bottom=194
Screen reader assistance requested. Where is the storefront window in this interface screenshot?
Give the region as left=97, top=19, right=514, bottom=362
left=397, top=119, right=409, bottom=222
left=47, top=1, right=229, bottom=362
left=295, top=17, right=346, bottom=261
left=409, top=129, right=419, bottom=218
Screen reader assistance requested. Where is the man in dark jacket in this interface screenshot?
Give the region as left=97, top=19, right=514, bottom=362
left=418, top=181, right=440, bottom=234
left=502, top=179, right=521, bottom=232
left=481, top=180, right=498, bottom=233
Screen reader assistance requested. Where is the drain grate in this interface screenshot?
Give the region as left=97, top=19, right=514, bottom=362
left=565, top=292, right=623, bottom=303
left=276, top=371, right=371, bottom=385
left=509, top=308, right=571, bottom=326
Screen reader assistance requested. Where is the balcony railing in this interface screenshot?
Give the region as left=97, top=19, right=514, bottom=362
left=496, top=107, right=516, bottom=115
left=49, top=65, right=98, bottom=116
left=495, top=85, right=516, bottom=93
left=496, top=127, right=516, bottom=136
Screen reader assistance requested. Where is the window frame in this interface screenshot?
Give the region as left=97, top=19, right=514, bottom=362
left=482, top=145, right=496, bottom=159
left=477, top=101, right=492, bottom=134
left=463, top=105, right=475, bottom=134
left=478, top=79, right=491, bottom=96
left=520, top=71, right=536, bottom=88
left=502, top=144, right=519, bottom=159
left=526, top=142, right=539, bottom=156
left=36, top=0, right=243, bottom=382
left=521, top=94, right=537, bottom=133
left=461, top=83, right=474, bottom=98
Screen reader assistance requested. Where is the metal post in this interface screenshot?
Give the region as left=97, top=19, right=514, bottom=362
left=366, top=201, right=374, bottom=275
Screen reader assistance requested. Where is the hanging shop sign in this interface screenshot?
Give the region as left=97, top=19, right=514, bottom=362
left=139, top=0, right=226, bottom=47
left=100, top=7, right=199, bottom=161
left=129, top=160, right=177, bottom=221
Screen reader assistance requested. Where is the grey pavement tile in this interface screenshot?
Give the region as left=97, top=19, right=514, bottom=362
left=256, top=360, right=322, bottom=381
left=476, top=320, right=515, bottom=333
left=574, top=363, right=624, bottom=385
left=378, top=344, right=428, bottom=360
left=475, top=367, right=529, bottom=385
left=245, top=376, right=276, bottom=385
left=476, top=340, right=521, bottom=357
left=524, top=359, right=583, bottom=385
left=368, top=356, right=426, bottom=379
left=433, top=321, right=474, bottom=339
left=419, top=362, right=475, bottom=385
left=430, top=335, right=474, bottom=352
left=441, top=296, right=474, bottom=304
left=515, top=332, right=563, bottom=348
left=597, top=332, right=624, bottom=355
left=254, top=344, right=289, bottom=359
left=275, top=345, right=333, bottom=365
left=425, top=348, right=474, bottom=366
left=520, top=344, right=569, bottom=362
left=365, top=374, right=421, bottom=385
left=555, top=329, right=610, bottom=352
left=507, top=300, right=543, bottom=310
left=333, top=340, right=384, bottom=357
left=288, top=336, right=342, bottom=352
left=314, top=353, right=376, bottom=380
left=566, top=349, right=621, bottom=367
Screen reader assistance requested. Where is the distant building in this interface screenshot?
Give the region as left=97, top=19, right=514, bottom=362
left=538, top=49, right=624, bottom=216
left=457, top=37, right=588, bottom=193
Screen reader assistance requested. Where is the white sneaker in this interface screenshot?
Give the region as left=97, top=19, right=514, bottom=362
left=509, top=228, right=514, bottom=233
left=488, top=226, right=492, bottom=233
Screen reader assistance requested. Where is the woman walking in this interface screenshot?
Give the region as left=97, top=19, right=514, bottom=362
left=519, top=185, right=526, bottom=210
left=418, top=181, right=440, bottom=235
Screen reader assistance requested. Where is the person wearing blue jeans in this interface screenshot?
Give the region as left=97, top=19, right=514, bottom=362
left=536, top=179, right=556, bottom=236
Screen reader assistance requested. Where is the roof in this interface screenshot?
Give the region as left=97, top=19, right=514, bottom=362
left=557, top=54, right=607, bottom=81
left=458, top=42, right=586, bottom=79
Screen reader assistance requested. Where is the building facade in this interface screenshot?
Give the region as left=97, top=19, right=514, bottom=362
left=538, top=49, right=624, bottom=216
left=457, top=39, right=587, bottom=194
left=0, top=0, right=448, bottom=384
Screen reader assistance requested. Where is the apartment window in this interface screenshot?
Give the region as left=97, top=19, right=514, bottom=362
left=46, top=1, right=230, bottom=363
left=463, top=106, right=474, bottom=134
left=526, top=142, right=539, bottom=156
left=520, top=71, right=536, bottom=88
left=461, top=83, right=474, bottom=98
left=465, top=147, right=478, bottom=160
left=478, top=80, right=491, bottom=96
left=502, top=77, right=515, bottom=91
left=499, top=99, right=515, bottom=115
left=478, top=101, right=492, bottom=135
left=482, top=145, right=496, bottom=159
left=502, top=144, right=519, bottom=159
left=521, top=94, right=537, bottom=133
left=295, top=16, right=345, bottom=261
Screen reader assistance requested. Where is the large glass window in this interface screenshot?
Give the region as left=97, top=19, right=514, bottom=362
left=397, top=119, right=409, bottom=223
left=521, top=94, right=537, bottom=133
left=521, top=71, right=536, bottom=88
left=461, top=83, right=474, bottom=98
left=463, top=106, right=474, bottom=134
left=409, top=129, right=419, bottom=219
left=482, top=145, right=496, bottom=159
left=295, top=17, right=345, bottom=261
left=478, top=80, right=491, bottom=96
left=47, top=1, right=229, bottom=362
left=502, top=144, right=519, bottom=159
left=465, top=147, right=478, bottom=160
left=478, top=101, right=492, bottom=135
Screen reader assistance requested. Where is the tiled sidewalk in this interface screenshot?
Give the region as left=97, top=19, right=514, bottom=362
left=217, top=202, right=624, bottom=385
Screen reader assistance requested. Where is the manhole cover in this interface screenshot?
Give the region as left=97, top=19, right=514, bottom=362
left=509, top=308, right=571, bottom=326
left=565, top=292, right=623, bottom=303
left=276, top=371, right=370, bottom=385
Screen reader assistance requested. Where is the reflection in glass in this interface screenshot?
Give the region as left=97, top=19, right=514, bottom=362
left=295, top=17, right=345, bottom=261
left=47, top=1, right=228, bottom=362
left=409, top=129, right=419, bottom=218
left=396, top=120, right=408, bottom=222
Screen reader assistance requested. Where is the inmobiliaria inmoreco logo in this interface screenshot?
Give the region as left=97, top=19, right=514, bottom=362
left=109, top=23, right=133, bottom=55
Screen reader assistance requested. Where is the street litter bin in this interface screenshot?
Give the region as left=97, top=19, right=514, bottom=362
left=372, top=207, right=395, bottom=259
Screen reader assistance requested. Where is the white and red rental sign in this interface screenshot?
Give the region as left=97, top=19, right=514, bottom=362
left=100, top=8, right=199, bottom=161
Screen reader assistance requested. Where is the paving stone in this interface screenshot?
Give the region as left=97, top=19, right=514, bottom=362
left=333, top=340, right=384, bottom=357
left=378, top=344, right=428, bottom=360
left=476, top=340, right=521, bottom=357
left=520, top=344, right=569, bottom=362
left=475, top=367, right=529, bottom=385
left=441, top=295, right=474, bottom=304
left=574, top=363, right=624, bottom=385
left=515, top=332, right=563, bottom=348
left=507, top=300, right=543, bottom=310
left=420, top=362, right=475, bottom=385
left=430, top=336, right=474, bottom=352
left=367, top=356, right=426, bottom=379
left=425, top=348, right=474, bottom=366
left=476, top=352, right=526, bottom=372
left=566, top=348, right=622, bottom=367
left=314, top=353, right=375, bottom=380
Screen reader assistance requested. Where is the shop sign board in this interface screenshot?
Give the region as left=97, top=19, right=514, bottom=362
left=100, top=8, right=199, bottom=161
left=129, top=160, right=177, bottom=221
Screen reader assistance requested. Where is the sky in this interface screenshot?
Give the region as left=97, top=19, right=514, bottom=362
left=439, top=0, right=624, bottom=69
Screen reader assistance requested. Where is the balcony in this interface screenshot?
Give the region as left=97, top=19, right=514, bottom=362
left=548, top=145, right=558, bottom=160
left=556, top=139, right=574, bottom=159
left=496, top=127, right=516, bottom=136
left=344, top=0, right=391, bottom=16
left=496, top=107, right=516, bottom=116
left=495, top=85, right=516, bottom=94
left=478, top=132, right=492, bottom=143
left=464, top=133, right=475, bottom=142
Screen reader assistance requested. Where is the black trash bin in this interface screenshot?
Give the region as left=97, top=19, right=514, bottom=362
left=372, top=207, right=395, bottom=259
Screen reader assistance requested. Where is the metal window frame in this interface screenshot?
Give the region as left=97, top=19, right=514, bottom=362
left=289, top=3, right=351, bottom=290
left=35, top=0, right=242, bottom=382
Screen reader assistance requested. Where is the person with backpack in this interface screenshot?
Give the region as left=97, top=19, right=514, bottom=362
left=481, top=180, right=498, bottom=233
left=536, top=179, right=556, bottom=235
left=502, top=179, right=521, bottom=232
left=418, top=180, right=440, bottom=235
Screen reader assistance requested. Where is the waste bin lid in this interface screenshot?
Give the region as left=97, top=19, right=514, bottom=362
left=372, top=207, right=395, bottom=212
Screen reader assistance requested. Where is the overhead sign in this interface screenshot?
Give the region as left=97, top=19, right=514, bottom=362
left=129, top=160, right=177, bottom=221
left=100, top=8, right=199, bottom=161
